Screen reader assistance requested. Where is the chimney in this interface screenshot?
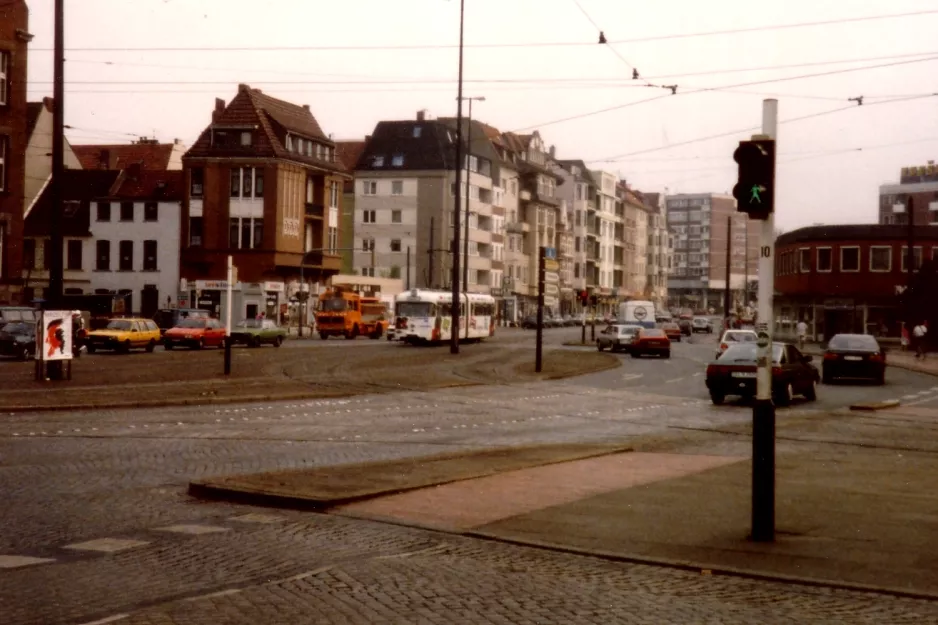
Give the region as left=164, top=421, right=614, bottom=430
left=416, top=110, right=426, bottom=121
left=43, top=96, right=54, bottom=112
left=238, top=83, right=250, bottom=93
left=549, top=145, right=556, bottom=159
left=302, top=104, right=310, bottom=112
left=212, top=97, right=226, bottom=123
left=99, top=149, right=110, bottom=170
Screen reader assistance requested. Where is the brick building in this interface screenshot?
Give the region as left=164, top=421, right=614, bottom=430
left=0, top=0, right=32, bottom=304
left=180, top=84, right=349, bottom=321
left=774, top=224, right=938, bottom=341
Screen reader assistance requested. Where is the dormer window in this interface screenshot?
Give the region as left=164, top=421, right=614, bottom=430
left=413, top=126, right=422, bottom=138
left=285, top=135, right=293, bottom=151
left=306, top=141, right=312, bottom=157
left=240, top=131, right=252, bottom=146
left=372, top=156, right=385, bottom=167
left=391, top=154, right=404, bottom=167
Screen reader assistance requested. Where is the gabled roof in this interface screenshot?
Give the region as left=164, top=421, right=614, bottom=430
left=25, top=170, right=120, bottom=237
left=555, top=159, right=596, bottom=185
left=25, top=102, right=44, bottom=139
left=185, top=84, right=344, bottom=174
left=335, top=140, right=366, bottom=170
left=110, top=169, right=184, bottom=200
left=355, top=120, right=455, bottom=172
left=72, top=142, right=176, bottom=171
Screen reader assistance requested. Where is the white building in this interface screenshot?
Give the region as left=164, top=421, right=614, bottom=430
left=592, top=170, right=619, bottom=304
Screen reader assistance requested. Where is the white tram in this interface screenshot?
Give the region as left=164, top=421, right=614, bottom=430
left=393, top=289, right=496, bottom=345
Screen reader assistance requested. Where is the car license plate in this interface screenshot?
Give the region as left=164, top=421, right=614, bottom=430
left=844, top=356, right=863, bottom=361
left=732, top=371, right=757, bottom=378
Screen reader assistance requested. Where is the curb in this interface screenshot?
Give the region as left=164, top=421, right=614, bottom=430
left=188, top=444, right=635, bottom=511
left=849, top=399, right=901, bottom=412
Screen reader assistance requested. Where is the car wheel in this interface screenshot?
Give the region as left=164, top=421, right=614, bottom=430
left=19, top=345, right=30, bottom=361
left=145, top=340, right=156, bottom=353
left=597, top=342, right=604, bottom=352
left=774, top=382, right=793, bottom=407
left=123, top=340, right=132, bottom=353
left=319, top=332, right=328, bottom=340
left=86, top=344, right=96, bottom=354
left=196, top=339, right=204, bottom=350
left=663, top=350, right=671, bottom=359
left=274, top=336, right=283, bottom=347
left=876, top=371, right=886, bottom=385
left=804, top=379, right=817, bottom=401
left=710, top=391, right=725, bottom=405
left=631, top=351, right=641, bottom=358
left=164, top=342, right=173, bottom=350
left=251, top=336, right=261, bottom=348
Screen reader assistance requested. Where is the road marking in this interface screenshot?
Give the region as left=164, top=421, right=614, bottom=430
left=182, top=588, right=242, bottom=602
left=64, top=538, right=149, bottom=553
left=76, top=615, right=129, bottom=625
left=666, top=377, right=684, bottom=384
left=902, top=394, right=919, bottom=400
left=692, top=372, right=702, bottom=377
left=153, top=524, right=231, bottom=535
left=0, top=555, right=57, bottom=569
left=621, top=373, right=644, bottom=381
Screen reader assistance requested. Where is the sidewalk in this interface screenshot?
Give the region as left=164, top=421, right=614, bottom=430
left=194, top=403, right=938, bottom=598
left=798, top=340, right=938, bottom=377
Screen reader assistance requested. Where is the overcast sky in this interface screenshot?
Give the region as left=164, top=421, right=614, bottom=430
left=22, top=0, right=938, bottom=231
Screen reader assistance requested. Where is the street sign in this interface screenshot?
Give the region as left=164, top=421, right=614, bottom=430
left=545, top=271, right=559, bottom=284
left=544, top=283, right=559, bottom=296
left=756, top=331, right=770, bottom=348
left=544, top=259, right=560, bottom=272
left=544, top=247, right=557, bottom=260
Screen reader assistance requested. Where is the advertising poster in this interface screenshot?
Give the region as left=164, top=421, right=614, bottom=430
left=41, top=311, right=73, bottom=361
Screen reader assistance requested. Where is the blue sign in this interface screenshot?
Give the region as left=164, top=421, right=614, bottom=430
left=543, top=247, right=557, bottom=260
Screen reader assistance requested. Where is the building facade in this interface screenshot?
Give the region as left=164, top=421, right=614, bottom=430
left=0, top=0, right=32, bottom=304
left=667, top=193, right=760, bottom=313
left=24, top=98, right=82, bottom=214
left=335, top=140, right=366, bottom=275
left=180, top=84, right=349, bottom=322
left=642, top=192, right=671, bottom=308
left=554, top=160, right=598, bottom=296
left=774, top=224, right=938, bottom=341
left=878, top=161, right=938, bottom=226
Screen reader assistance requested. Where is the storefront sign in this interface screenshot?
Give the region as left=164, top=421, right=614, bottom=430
left=195, top=280, right=239, bottom=290
left=263, top=281, right=285, bottom=293
left=40, top=311, right=73, bottom=361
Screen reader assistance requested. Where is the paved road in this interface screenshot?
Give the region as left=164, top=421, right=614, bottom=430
left=2, top=327, right=937, bottom=624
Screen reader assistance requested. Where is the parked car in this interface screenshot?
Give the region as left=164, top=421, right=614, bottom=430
left=692, top=317, right=714, bottom=334
left=163, top=318, right=227, bottom=350
left=630, top=328, right=671, bottom=358
left=85, top=318, right=162, bottom=353
left=661, top=322, right=683, bottom=342
left=705, top=341, right=819, bottom=406
left=229, top=319, right=287, bottom=347
left=715, top=329, right=759, bottom=359
left=152, top=308, right=211, bottom=337
left=0, top=306, right=38, bottom=331
left=596, top=324, right=642, bottom=353
left=822, top=333, right=887, bottom=385
left=0, top=321, right=36, bottom=360
left=520, top=315, right=539, bottom=329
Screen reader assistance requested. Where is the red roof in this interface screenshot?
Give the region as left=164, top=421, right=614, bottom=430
left=72, top=142, right=176, bottom=171
left=110, top=169, right=184, bottom=200
left=335, top=140, right=366, bottom=170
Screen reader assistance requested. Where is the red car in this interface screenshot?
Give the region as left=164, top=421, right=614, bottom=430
left=630, top=328, right=671, bottom=358
left=163, top=318, right=226, bottom=350
left=661, top=322, right=682, bottom=342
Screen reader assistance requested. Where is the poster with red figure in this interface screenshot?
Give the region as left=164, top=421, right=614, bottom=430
left=41, top=311, right=73, bottom=361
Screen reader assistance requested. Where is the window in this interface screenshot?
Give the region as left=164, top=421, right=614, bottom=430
left=901, top=246, right=923, bottom=272
left=95, top=240, right=110, bottom=271
left=413, top=126, right=422, bottom=138
left=190, top=168, right=204, bottom=197
left=229, top=218, right=262, bottom=249
left=329, top=181, right=339, bottom=208
left=189, top=217, right=203, bottom=247
left=362, top=181, right=377, bottom=195
left=96, top=201, right=111, bottom=222
left=362, top=210, right=376, bottom=223
left=254, top=168, right=264, bottom=197
left=817, top=247, right=832, bottom=272
left=390, top=239, right=401, bottom=252
left=327, top=226, right=338, bottom=253
left=371, top=156, right=385, bottom=167
left=362, top=238, right=375, bottom=252
left=840, top=246, right=860, bottom=272
left=870, top=246, right=892, bottom=272
left=391, top=154, right=404, bottom=167
left=120, top=202, right=134, bottom=222
left=241, top=131, right=252, bottom=146
left=119, top=240, right=133, bottom=271
left=391, top=180, right=403, bottom=195
left=144, top=202, right=158, bottom=222
left=391, top=210, right=402, bottom=224
left=306, top=177, right=315, bottom=204
left=22, top=238, right=36, bottom=270
left=796, top=248, right=810, bottom=273
left=0, top=52, right=7, bottom=105
left=253, top=219, right=263, bottom=248
left=66, top=240, right=82, bottom=270
left=230, top=167, right=263, bottom=199
left=0, top=135, right=6, bottom=192
left=143, top=240, right=157, bottom=271
left=361, top=267, right=376, bottom=277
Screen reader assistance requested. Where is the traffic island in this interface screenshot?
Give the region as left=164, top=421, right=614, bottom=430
left=849, top=399, right=901, bottom=411
left=188, top=443, right=632, bottom=510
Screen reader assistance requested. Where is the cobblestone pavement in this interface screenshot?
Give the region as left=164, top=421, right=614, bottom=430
left=3, top=371, right=938, bottom=622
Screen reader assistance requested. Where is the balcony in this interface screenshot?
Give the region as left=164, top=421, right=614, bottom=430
left=302, top=251, right=342, bottom=272
left=305, top=203, right=325, bottom=218
left=505, top=221, right=530, bottom=234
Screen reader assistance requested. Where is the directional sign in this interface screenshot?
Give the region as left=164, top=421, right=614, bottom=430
left=544, top=283, right=560, bottom=296
left=544, top=272, right=560, bottom=284
left=756, top=331, right=770, bottom=349
left=544, top=259, right=560, bottom=272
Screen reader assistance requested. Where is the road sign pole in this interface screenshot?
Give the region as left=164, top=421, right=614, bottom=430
left=224, top=255, right=233, bottom=376
left=752, top=98, right=777, bottom=543
left=535, top=246, right=545, bottom=373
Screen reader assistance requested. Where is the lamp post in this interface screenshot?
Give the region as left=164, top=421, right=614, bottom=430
left=450, top=0, right=466, bottom=355
left=459, top=96, right=486, bottom=295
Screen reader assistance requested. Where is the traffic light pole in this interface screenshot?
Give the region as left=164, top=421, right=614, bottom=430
left=535, top=246, right=545, bottom=373
left=752, top=98, right=778, bottom=542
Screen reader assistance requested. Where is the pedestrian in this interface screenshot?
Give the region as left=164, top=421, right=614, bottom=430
left=796, top=318, right=808, bottom=350
left=914, top=321, right=928, bottom=359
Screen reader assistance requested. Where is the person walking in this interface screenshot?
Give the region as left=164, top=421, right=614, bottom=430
left=914, top=321, right=928, bottom=359
left=796, top=318, right=808, bottom=350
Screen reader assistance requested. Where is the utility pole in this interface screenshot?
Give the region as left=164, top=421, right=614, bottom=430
left=48, top=0, right=65, bottom=306
left=724, top=215, right=732, bottom=328
left=536, top=246, right=546, bottom=373
left=906, top=196, right=916, bottom=335
left=406, top=245, right=411, bottom=290
left=461, top=96, right=486, bottom=296
left=450, top=0, right=466, bottom=355
left=427, top=217, right=435, bottom=288
left=298, top=264, right=305, bottom=337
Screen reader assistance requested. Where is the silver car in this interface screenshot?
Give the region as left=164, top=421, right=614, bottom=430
left=597, top=324, right=643, bottom=353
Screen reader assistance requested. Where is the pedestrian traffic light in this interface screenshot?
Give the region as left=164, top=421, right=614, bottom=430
left=732, top=139, right=775, bottom=220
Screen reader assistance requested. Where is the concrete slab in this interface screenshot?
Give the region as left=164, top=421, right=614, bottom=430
left=63, top=538, right=149, bottom=553
left=0, top=554, right=57, bottom=569
left=152, top=525, right=231, bottom=535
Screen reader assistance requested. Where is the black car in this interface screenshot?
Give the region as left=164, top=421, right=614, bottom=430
left=822, top=334, right=886, bottom=385
left=705, top=341, right=819, bottom=406
left=678, top=319, right=693, bottom=336
left=0, top=322, right=36, bottom=360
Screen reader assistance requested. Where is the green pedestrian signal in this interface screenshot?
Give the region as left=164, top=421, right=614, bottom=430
left=733, top=139, right=775, bottom=219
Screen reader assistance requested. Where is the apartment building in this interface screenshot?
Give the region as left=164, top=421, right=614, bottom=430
left=589, top=170, right=620, bottom=313
left=554, top=160, right=599, bottom=295
left=0, top=0, right=32, bottom=304
left=181, top=84, right=349, bottom=321
left=618, top=182, right=649, bottom=300
left=667, top=193, right=760, bottom=313
left=335, top=140, right=366, bottom=275
left=641, top=192, right=671, bottom=308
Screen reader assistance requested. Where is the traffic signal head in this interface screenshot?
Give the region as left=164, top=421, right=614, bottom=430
left=732, top=139, right=775, bottom=220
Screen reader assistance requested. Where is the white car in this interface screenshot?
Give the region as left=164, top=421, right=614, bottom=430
left=692, top=317, right=713, bottom=334
left=715, top=329, right=759, bottom=359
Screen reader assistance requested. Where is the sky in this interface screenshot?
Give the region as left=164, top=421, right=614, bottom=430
left=21, top=0, right=938, bottom=232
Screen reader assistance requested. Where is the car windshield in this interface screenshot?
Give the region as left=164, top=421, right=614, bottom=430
left=2, top=322, right=34, bottom=335
left=719, top=343, right=784, bottom=363
left=829, top=335, right=879, bottom=351
left=319, top=298, right=347, bottom=312
left=724, top=332, right=757, bottom=342
left=106, top=320, right=132, bottom=331
left=236, top=319, right=262, bottom=329
left=396, top=302, right=433, bottom=317
left=178, top=319, right=207, bottom=329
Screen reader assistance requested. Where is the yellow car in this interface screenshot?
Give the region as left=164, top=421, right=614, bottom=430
left=85, top=318, right=161, bottom=353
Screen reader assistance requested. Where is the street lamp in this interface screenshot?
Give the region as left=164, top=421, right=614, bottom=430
left=458, top=95, right=486, bottom=295
left=450, top=0, right=466, bottom=355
